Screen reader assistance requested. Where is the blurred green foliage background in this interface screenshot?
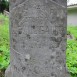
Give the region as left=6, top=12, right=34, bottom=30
left=0, top=14, right=9, bottom=77
left=0, top=0, right=9, bottom=13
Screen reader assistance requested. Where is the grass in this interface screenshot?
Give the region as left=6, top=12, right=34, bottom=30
left=0, top=14, right=10, bottom=77
left=67, top=26, right=77, bottom=77
left=0, top=14, right=77, bottom=77
left=67, top=26, right=77, bottom=39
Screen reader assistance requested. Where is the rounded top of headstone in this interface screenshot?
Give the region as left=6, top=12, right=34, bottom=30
left=50, top=0, right=67, bottom=7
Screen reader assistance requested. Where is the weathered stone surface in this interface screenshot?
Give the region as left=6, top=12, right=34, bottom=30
left=5, top=0, right=70, bottom=77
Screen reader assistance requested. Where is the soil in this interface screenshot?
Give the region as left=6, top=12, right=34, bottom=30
left=67, top=34, right=74, bottom=39
left=0, top=19, right=4, bottom=25
left=0, top=70, right=5, bottom=77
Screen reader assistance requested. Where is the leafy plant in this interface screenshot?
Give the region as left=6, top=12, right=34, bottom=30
left=66, top=26, right=77, bottom=77
left=0, top=45, right=10, bottom=69
left=66, top=40, right=77, bottom=75
left=0, top=14, right=10, bottom=77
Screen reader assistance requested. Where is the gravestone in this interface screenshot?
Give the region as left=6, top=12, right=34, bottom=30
left=5, top=0, right=70, bottom=77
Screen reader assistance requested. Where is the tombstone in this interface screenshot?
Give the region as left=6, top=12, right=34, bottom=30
left=5, top=0, right=70, bottom=77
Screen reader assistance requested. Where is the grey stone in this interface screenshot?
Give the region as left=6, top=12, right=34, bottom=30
left=5, top=0, right=70, bottom=77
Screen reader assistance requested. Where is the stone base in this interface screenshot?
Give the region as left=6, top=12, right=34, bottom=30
left=5, top=65, right=70, bottom=77
left=5, top=65, right=25, bottom=77
left=5, top=65, right=12, bottom=77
